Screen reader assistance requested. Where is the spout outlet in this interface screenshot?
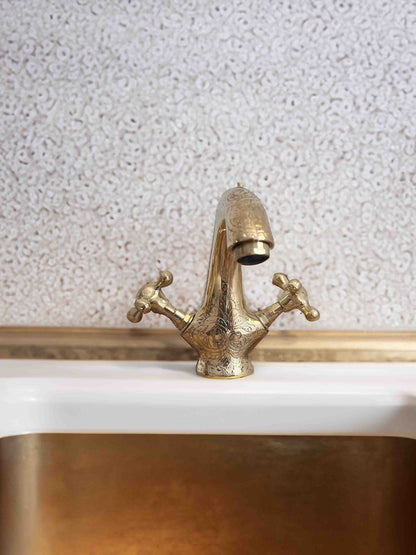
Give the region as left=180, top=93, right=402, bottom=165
left=233, top=240, right=270, bottom=265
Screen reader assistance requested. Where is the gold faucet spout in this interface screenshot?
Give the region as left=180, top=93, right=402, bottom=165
left=202, top=187, right=274, bottom=311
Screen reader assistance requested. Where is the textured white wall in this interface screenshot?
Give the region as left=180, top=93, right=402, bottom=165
left=1, top=0, right=415, bottom=330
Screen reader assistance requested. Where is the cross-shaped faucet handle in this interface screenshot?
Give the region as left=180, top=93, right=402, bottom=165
left=272, top=273, right=320, bottom=322
left=127, top=270, right=173, bottom=323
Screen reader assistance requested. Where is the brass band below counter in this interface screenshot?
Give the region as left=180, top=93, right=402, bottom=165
left=0, top=327, right=415, bottom=362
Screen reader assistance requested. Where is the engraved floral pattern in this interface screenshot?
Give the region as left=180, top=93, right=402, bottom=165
left=0, top=0, right=415, bottom=330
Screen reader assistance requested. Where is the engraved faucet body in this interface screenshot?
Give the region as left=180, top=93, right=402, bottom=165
left=128, top=185, right=319, bottom=378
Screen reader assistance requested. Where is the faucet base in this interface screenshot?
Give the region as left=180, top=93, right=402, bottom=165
left=196, top=357, right=254, bottom=379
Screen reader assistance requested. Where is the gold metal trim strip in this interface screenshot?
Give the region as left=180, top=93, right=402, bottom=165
left=0, top=327, right=415, bottom=362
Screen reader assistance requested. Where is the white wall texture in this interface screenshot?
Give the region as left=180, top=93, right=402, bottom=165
left=1, top=0, right=415, bottom=330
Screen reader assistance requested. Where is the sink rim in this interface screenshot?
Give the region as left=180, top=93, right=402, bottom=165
left=0, top=359, right=415, bottom=440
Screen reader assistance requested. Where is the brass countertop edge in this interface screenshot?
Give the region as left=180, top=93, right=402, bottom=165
left=0, top=327, right=415, bottom=362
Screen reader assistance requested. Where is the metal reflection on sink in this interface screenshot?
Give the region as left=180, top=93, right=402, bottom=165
left=1, top=434, right=415, bottom=555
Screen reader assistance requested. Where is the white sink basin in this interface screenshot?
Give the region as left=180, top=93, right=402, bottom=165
left=1, top=359, right=415, bottom=555
left=1, top=360, right=415, bottom=438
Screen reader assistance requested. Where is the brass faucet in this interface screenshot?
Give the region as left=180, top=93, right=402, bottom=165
left=127, top=184, right=319, bottom=378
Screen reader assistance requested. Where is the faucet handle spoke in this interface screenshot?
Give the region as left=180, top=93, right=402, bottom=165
left=155, top=270, right=173, bottom=288
left=272, top=273, right=320, bottom=322
left=127, top=306, right=143, bottom=323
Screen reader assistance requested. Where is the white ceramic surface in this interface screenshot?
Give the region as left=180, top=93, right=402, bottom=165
left=0, top=360, right=415, bottom=440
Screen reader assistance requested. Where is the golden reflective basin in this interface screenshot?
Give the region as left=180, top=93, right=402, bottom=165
left=1, top=434, right=415, bottom=555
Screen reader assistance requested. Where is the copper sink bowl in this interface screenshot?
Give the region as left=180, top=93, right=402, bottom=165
left=1, top=434, right=415, bottom=554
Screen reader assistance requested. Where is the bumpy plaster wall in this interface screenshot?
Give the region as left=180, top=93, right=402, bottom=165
left=1, top=0, right=415, bottom=329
